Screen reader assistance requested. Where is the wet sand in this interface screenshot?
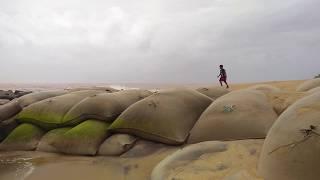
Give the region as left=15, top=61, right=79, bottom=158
left=0, top=144, right=178, bottom=180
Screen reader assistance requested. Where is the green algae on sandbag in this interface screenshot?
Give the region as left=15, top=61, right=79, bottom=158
left=0, top=100, right=22, bottom=122
left=0, top=116, right=18, bottom=142
left=196, top=86, right=229, bottom=100
left=17, top=90, right=106, bottom=130
left=188, top=90, right=278, bottom=144
left=0, top=123, right=44, bottom=151
left=258, top=92, right=320, bottom=180
left=109, top=88, right=213, bottom=145
left=52, top=120, right=110, bottom=155
left=98, top=134, right=137, bottom=156
left=63, top=90, right=152, bottom=123
left=36, top=127, right=71, bottom=153
left=296, top=78, right=320, bottom=92
left=18, top=90, right=68, bottom=108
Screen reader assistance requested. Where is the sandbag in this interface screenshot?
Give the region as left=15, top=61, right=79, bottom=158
left=109, top=88, right=212, bottom=145
left=0, top=90, right=14, bottom=100
left=258, top=92, right=320, bottom=180
left=0, top=116, right=18, bottom=142
left=18, top=90, right=68, bottom=108
left=36, top=127, right=71, bottom=153
left=247, top=84, right=281, bottom=93
left=63, top=90, right=152, bottom=123
left=0, top=99, right=10, bottom=105
left=296, top=78, right=320, bottom=91
left=151, top=140, right=263, bottom=180
left=188, top=90, right=278, bottom=143
left=0, top=100, right=22, bottom=122
left=17, top=90, right=105, bottom=129
left=66, top=86, right=118, bottom=93
left=264, top=91, right=307, bottom=115
left=307, top=86, right=320, bottom=94
left=0, top=123, right=44, bottom=151
left=98, top=134, right=137, bottom=156
left=52, top=120, right=110, bottom=155
left=196, top=86, right=229, bottom=99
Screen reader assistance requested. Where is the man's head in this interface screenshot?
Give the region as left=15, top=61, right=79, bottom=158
left=219, top=65, right=223, bottom=69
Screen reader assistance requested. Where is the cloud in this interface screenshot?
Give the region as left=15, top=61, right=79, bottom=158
left=0, top=0, right=319, bottom=84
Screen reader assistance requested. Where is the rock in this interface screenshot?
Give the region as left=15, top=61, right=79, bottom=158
left=109, top=88, right=212, bottom=145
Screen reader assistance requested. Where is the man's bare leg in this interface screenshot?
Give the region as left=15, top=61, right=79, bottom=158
left=224, top=81, right=229, bottom=88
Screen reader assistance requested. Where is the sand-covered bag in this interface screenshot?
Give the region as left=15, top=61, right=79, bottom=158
left=98, top=134, right=137, bottom=156
left=52, top=120, right=110, bottom=155
left=308, top=86, right=320, bottom=94
left=151, top=140, right=263, bottom=180
left=264, top=91, right=307, bottom=115
left=188, top=90, right=278, bottom=143
left=18, top=90, right=68, bottom=108
left=0, top=123, right=44, bottom=151
left=247, top=84, right=281, bottom=93
left=36, top=127, right=71, bottom=153
left=17, top=90, right=105, bottom=130
left=0, top=116, right=19, bottom=142
left=109, top=88, right=212, bottom=145
left=296, top=78, right=320, bottom=92
left=196, top=86, right=229, bottom=100
left=63, top=90, right=152, bottom=123
left=0, top=100, right=22, bottom=122
left=0, top=99, right=10, bottom=105
left=66, top=86, right=118, bottom=93
left=258, top=92, right=320, bottom=180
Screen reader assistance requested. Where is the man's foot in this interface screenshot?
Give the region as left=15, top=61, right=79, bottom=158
left=226, top=86, right=229, bottom=89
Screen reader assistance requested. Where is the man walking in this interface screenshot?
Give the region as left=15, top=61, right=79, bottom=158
left=217, top=65, right=229, bottom=88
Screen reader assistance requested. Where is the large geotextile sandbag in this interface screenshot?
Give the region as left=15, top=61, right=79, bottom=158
left=52, top=120, right=110, bottom=155
left=98, top=134, right=137, bottom=156
left=0, top=99, right=10, bottom=105
left=258, top=92, right=320, bottom=180
left=17, top=90, right=68, bottom=108
left=247, top=84, right=281, bottom=93
left=264, top=91, right=307, bottom=115
left=308, top=86, right=320, bottom=94
left=66, top=86, right=118, bottom=93
left=151, top=140, right=264, bottom=180
left=188, top=90, right=278, bottom=143
left=296, top=78, right=320, bottom=91
left=0, top=100, right=22, bottom=122
left=109, top=88, right=212, bottom=145
left=196, top=86, right=229, bottom=99
left=63, top=90, right=152, bottom=123
left=0, top=116, right=18, bottom=142
left=17, top=90, right=105, bottom=130
left=36, top=127, right=71, bottom=153
left=0, top=123, right=44, bottom=151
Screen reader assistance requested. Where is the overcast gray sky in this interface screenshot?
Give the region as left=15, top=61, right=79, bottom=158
left=0, top=0, right=319, bottom=84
